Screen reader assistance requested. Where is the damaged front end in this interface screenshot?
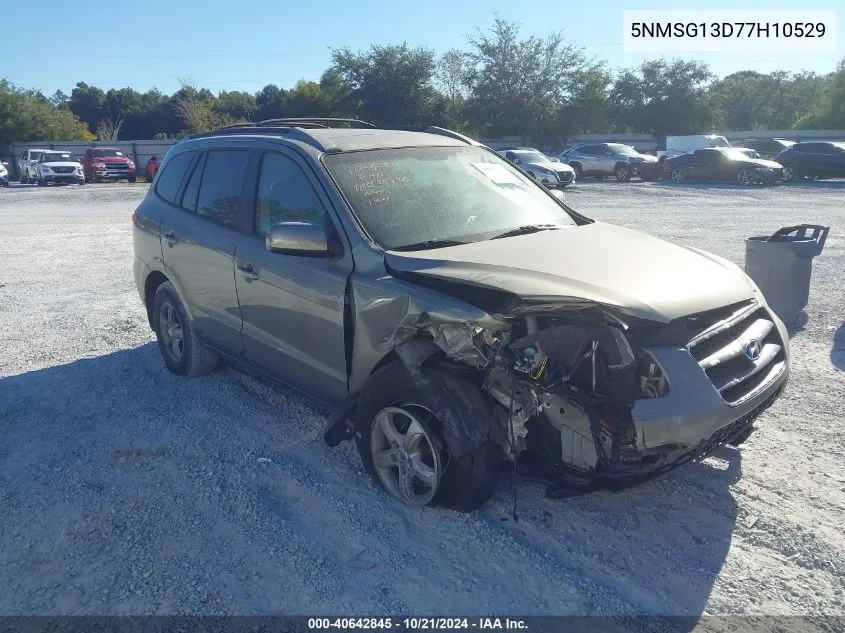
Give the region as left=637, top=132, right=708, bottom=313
left=381, top=295, right=785, bottom=497
left=326, top=265, right=788, bottom=498
left=412, top=302, right=681, bottom=495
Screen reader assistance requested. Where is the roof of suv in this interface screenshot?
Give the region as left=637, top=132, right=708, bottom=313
left=183, top=121, right=479, bottom=156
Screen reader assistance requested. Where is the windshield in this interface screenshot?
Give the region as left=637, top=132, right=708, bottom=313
left=511, top=150, right=551, bottom=164
left=42, top=152, right=75, bottom=163
left=30, top=151, right=43, bottom=160
left=94, top=149, right=124, bottom=158
left=324, top=146, right=578, bottom=251
left=832, top=142, right=845, bottom=151
left=608, top=144, right=639, bottom=156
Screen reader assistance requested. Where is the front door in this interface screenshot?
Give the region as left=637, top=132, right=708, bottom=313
left=234, top=149, right=352, bottom=402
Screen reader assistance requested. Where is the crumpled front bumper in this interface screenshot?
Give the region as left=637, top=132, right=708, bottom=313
left=631, top=313, right=790, bottom=452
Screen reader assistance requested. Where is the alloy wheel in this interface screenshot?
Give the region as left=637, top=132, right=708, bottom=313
left=670, top=167, right=685, bottom=183
left=158, top=301, right=185, bottom=362
left=370, top=406, right=441, bottom=507
left=737, top=169, right=753, bottom=185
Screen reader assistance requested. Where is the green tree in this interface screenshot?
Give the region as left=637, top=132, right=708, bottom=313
left=0, top=80, right=92, bottom=149
left=330, top=43, right=444, bottom=125
left=68, top=82, right=106, bottom=132
left=463, top=18, right=587, bottom=142
left=609, top=59, right=717, bottom=136
left=255, top=84, right=286, bottom=121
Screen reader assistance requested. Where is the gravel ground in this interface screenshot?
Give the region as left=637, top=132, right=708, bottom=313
left=0, top=180, right=843, bottom=620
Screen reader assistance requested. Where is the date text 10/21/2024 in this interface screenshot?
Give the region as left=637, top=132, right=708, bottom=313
left=307, top=618, right=529, bottom=630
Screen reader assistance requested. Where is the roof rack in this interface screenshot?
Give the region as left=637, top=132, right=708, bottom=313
left=258, top=118, right=376, bottom=128
left=183, top=121, right=483, bottom=152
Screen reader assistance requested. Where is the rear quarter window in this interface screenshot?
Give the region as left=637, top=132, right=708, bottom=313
left=195, top=150, right=250, bottom=227
left=155, top=151, right=195, bottom=204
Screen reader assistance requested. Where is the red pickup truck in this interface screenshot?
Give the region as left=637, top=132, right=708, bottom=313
left=81, top=147, right=137, bottom=183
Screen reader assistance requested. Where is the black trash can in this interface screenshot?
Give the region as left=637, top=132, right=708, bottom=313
left=745, top=224, right=829, bottom=325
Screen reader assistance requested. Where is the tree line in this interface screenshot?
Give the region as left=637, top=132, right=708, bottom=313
left=2, top=18, right=844, bottom=152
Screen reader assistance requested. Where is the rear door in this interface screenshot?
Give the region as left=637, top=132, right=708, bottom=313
left=159, top=147, right=251, bottom=356
left=234, top=148, right=353, bottom=402
left=816, top=143, right=845, bottom=177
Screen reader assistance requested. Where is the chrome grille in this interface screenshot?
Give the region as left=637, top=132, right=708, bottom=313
left=53, top=166, right=75, bottom=174
left=687, top=301, right=786, bottom=405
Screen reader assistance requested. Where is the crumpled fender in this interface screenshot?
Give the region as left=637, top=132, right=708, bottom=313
left=394, top=338, right=503, bottom=457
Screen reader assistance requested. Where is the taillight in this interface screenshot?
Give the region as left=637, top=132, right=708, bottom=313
left=132, top=210, right=139, bottom=225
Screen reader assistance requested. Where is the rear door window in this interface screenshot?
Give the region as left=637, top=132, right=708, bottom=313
left=155, top=151, right=195, bottom=205
left=195, top=150, right=250, bottom=227
left=180, top=153, right=206, bottom=213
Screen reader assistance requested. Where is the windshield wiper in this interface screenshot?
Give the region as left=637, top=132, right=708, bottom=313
left=489, top=224, right=563, bottom=240
left=391, top=238, right=470, bottom=252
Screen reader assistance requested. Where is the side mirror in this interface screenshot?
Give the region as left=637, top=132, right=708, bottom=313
left=266, top=222, right=329, bottom=257
left=551, top=190, right=566, bottom=202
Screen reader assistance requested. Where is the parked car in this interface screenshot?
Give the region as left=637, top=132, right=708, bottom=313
left=17, top=148, right=48, bottom=184
left=34, top=151, right=86, bottom=186
left=664, top=148, right=783, bottom=185
left=562, top=143, right=660, bottom=181
left=498, top=147, right=576, bottom=187
left=134, top=121, right=789, bottom=511
left=742, top=139, right=796, bottom=161
left=662, top=135, right=731, bottom=160
left=776, top=141, right=845, bottom=182
left=0, top=161, right=10, bottom=187
left=81, top=147, right=137, bottom=183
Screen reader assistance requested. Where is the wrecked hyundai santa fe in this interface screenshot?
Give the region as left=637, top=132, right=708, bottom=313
left=133, top=119, right=790, bottom=512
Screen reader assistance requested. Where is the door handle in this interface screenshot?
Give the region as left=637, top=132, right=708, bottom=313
left=162, top=230, right=179, bottom=245
left=237, top=262, right=260, bottom=281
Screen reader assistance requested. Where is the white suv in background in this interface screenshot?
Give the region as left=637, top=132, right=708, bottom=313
left=35, top=150, right=86, bottom=186
left=17, top=148, right=48, bottom=184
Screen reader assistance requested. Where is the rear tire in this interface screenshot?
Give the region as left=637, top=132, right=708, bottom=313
left=152, top=281, right=218, bottom=377
left=670, top=167, right=686, bottom=184
left=20, top=171, right=28, bottom=184
left=354, top=361, right=501, bottom=512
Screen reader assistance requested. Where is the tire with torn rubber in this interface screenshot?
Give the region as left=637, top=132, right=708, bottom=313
left=152, top=280, right=218, bottom=377
left=354, top=360, right=501, bottom=512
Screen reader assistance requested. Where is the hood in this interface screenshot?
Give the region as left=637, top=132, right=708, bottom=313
left=748, top=158, right=782, bottom=169
left=94, top=156, right=131, bottom=164
left=41, top=161, right=81, bottom=168
left=385, top=222, right=757, bottom=323
left=631, top=154, right=658, bottom=163
left=525, top=161, right=574, bottom=174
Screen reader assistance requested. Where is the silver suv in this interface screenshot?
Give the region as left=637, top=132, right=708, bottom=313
left=498, top=147, right=576, bottom=187
left=133, top=119, right=789, bottom=511
left=562, top=143, right=660, bottom=182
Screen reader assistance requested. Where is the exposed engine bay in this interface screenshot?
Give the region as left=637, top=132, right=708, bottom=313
left=384, top=302, right=688, bottom=496
left=383, top=298, right=777, bottom=498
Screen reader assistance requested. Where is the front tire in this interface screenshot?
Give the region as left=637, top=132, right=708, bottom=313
left=128, top=176, right=137, bottom=183
left=355, top=361, right=501, bottom=512
left=152, top=281, right=218, bottom=377
left=781, top=166, right=796, bottom=183
left=615, top=163, right=631, bottom=182
left=570, top=162, right=583, bottom=179
left=737, top=169, right=753, bottom=185
left=20, top=171, right=28, bottom=184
